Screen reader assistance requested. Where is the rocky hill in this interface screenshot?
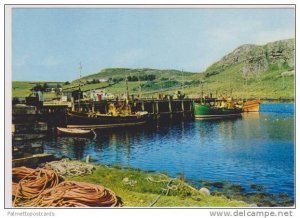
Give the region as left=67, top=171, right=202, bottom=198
left=186, top=38, right=295, bottom=99
left=205, top=38, right=294, bottom=78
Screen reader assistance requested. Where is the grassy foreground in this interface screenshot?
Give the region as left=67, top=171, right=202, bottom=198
left=64, top=164, right=249, bottom=207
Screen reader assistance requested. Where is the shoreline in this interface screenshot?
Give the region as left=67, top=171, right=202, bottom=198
left=39, top=159, right=292, bottom=207
left=12, top=157, right=294, bottom=207
left=61, top=161, right=250, bottom=207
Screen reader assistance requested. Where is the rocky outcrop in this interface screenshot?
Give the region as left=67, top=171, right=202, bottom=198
left=205, top=38, right=295, bottom=77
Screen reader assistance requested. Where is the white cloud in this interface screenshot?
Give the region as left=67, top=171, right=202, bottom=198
left=206, top=17, right=294, bottom=46
left=14, top=55, right=29, bottom=67
left=255, top=29, right=294, bottom=45
left=113, top=48, right=146, bottom=66
left=40, top=56, right=62, bottom=67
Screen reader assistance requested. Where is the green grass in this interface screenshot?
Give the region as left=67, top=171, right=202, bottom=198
left=180, top=63, right=294, bottom=99
left=64, top=164, right=249, bottom=207
left=12, top=81, right=66, bottom=100
left=77, top=68, right=197, bottom=82
left=12, top=81, right=37, bottom=97
left=12, top=53, right=295, bottom=101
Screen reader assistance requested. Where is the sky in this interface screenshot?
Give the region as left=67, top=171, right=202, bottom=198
left=12, top=7, right=295, bottom=81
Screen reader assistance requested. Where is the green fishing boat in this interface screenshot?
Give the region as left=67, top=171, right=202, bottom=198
left=194, top=102, right=242, bottom=120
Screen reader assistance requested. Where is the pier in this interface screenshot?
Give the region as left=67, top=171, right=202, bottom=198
left=12, top=98, right=195, bottom=129
left=73, top=99, right=195, bottom=122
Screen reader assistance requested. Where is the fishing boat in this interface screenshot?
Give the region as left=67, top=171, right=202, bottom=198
left=66, top=111, right=150, bottom=129
left=243, top=99, right=260, bottom=112
left=194, top=101, right=242, bottom=120
left=57, top=127, right=96, bottom=137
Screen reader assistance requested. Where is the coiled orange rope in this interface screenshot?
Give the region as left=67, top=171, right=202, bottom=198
left=12, top=167, right=35, bottom=196
left=12, top=167, right=35, bottom=183
left=29, top=181, right=120, bottom=207
left=12, top=167, right=121, bottom=207
left=12, top=167, right=63, bottom=207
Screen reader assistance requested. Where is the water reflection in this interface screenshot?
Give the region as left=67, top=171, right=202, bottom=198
left=39, top=104, right=294, bottom=199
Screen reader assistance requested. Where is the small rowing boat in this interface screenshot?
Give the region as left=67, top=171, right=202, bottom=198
left=57, top=127, right=96, bottom=137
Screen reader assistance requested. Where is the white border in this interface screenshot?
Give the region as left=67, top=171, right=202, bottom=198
left=2, top=2, right=298, bottom=218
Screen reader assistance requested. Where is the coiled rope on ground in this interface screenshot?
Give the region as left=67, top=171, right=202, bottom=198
left=12, top=166, right=120, bottom=207
left=12, top=167, right=35, bottom=183
left=28, top=181, right=120, bottom=207
left=44, top=159, right=94, bottom=176
left=12, top=167, right=35, bottom=196
left=12, top=167, right=63, bottom=207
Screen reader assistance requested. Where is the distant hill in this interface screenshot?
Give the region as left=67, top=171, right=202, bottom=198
left=12, top=39, right=295, bottom=99
left=65, top=68, right=199, bottom=95
left=73, top=68, right=197, bottom=83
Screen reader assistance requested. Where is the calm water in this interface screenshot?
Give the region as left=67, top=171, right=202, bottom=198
left=37, top=103, right=295, bottom=198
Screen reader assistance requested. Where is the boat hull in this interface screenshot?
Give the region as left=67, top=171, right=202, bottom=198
left=243, top=100, right=260, bottom=112
left=66, top=111, right=150, bottom=129
left=194, top=103, right=242, bottom=120
left=57, top=127, right=94, bottom=137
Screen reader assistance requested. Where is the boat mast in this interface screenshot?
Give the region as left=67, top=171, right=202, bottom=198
left=125, top=74, right=129, bottom=100
left=138, top=71, right=142, bottom=99
left=78, top=62, right=82, bottom=111
left=181, top=69, right=184, bottom=94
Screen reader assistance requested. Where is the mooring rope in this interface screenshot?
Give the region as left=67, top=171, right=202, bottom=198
left=147, top=175, right=200, bottom=206
left=149, top=179, right=174, bottom=207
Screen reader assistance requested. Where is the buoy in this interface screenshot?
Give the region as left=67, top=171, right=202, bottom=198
left=85, top=155, right=90, bottom=163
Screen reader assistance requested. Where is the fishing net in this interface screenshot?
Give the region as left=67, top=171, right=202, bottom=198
left=44, top=159, right=94, bottom=176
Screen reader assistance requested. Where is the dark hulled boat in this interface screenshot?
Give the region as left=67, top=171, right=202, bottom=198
left=66, top=111, right=150, bottom=129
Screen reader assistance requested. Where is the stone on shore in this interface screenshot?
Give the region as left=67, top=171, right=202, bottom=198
left=199, top=187, right=210, bottom=196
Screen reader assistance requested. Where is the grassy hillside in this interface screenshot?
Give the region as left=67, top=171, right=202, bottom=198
left=74, top=68, right=197, bottom=83
left=68, top=39, right=295, bottom=99
left=12, top=81, right=64, bottom=98
left=12, top=81, right=37, bottom=97
left=12, top=39, right=295, bottom=99
left=63, top=68, right=199, bottom=97
left=183, top=63, right=294, bottom=99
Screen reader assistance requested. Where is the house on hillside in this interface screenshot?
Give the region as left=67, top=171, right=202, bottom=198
left=86, top=78, right=107, bottom=84
left=45, top=84, right=62, bottom=93
left=99, top=78, right=108, bottom=83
